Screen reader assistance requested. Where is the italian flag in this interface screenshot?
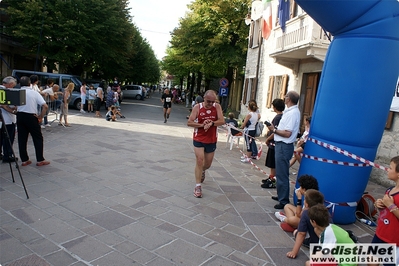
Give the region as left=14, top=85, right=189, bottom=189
left=261, top=0, right=273, bottom=39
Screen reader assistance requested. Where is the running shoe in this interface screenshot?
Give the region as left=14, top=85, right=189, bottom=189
left=194, top=186, right=202, bottom=198
left=275, top=211, right=286, bottom=222
left=240, top=158, right=250, bottom=163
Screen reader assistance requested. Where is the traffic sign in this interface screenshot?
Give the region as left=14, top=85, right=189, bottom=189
left=219, top=87, right=229, bottom=97
left=219, top=78, right=229, bottom=88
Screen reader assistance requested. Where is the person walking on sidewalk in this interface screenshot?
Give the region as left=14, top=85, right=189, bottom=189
left=188, top=90, right=224, bottom=198
left=161, top=88, right=173, bottom=123
left=266, top=91, right=300, bottom=209
left=16, top=76, right=50, bottom=167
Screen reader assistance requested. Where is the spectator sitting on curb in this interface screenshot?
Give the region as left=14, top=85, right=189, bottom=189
left=286, top=189, right=325, bottom=259
left=274, top=174, right=319, bottom=232
left=105, top=106, right=125, bottom=121
left=305, top=204, right=355, bottom=266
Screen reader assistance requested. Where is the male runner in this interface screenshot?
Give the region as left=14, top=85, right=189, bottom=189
left=161, top=89, right=173, bottom=123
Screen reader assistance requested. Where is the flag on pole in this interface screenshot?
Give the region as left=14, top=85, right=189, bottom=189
left=261, top=0, right=273, bottom=39
left=278, top=0, right=290, bottom=32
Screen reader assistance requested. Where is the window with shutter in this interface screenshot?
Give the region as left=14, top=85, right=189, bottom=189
left=266, top=75, right=289, bottom=108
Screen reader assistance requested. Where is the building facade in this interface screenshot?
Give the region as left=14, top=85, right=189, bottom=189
left=242, top=0, right=398, bottom=186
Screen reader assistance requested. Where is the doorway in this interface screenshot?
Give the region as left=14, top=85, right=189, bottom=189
left=299, top=72, right=320, bottom=132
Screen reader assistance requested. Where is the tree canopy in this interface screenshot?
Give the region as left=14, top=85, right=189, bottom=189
left=3, top=0, right=160, bottom=83
left=163, top=0, right=250, bottom=85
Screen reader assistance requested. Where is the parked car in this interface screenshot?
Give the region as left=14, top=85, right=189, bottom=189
left=121, top=85, right=147, bottom=100
left=12, top=69, right=84, bottom=110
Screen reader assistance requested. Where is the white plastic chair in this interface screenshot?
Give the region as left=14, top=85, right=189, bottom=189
left=226, top=126, right=244, bottom=150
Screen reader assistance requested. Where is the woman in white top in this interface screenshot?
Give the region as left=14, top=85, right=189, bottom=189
left=240, top=100, right=261, bottom=163
left=80, top=81, right=87, bottom=113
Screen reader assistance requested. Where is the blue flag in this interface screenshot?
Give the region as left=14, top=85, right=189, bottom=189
left=278, top=0, right=290, bottom=32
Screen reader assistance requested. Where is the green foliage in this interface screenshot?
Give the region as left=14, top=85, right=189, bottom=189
left=3, top=0, right=160, bottom=83
left=163, top=0, right=250, bottom=81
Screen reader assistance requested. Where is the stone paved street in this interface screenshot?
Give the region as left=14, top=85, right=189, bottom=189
left=0, top=93, right=387, bottom=265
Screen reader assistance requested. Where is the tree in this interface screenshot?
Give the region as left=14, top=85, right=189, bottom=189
left=3, top=0, right=160, bottom=83
left=165, top=0, right=250, bottom=85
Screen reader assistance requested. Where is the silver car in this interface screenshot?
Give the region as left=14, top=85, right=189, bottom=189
left=121, top=85, right=147, bottom=100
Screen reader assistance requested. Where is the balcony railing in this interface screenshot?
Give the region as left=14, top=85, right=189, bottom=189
left=273, top=14, right=331, bottom=52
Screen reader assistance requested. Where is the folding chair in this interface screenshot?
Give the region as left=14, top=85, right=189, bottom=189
left=226, top=126, right=244, bottom=150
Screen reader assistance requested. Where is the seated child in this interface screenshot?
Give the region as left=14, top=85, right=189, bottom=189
left=225, top=112, right=242, bottom=136
left=287, top=189, right=325, bottom=259
left=305, top=204, right=355, bottom=266
left=275, top=174, right=319, bottom=232
left=370, top=155, right=399, bottom=266
left=105, top=106, right=125, bottom=121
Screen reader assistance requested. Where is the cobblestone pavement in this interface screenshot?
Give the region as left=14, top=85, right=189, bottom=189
left=0, top=94, right=387, bottom=265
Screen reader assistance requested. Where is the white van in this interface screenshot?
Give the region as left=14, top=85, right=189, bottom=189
left=11, top=69, right=85, bottom=109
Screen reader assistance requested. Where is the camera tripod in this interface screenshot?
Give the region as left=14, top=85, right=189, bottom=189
left=0, top=108, right=29, bottom=199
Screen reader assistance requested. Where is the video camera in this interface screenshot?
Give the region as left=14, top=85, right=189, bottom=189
left=0, top=85, right=26, bottom=106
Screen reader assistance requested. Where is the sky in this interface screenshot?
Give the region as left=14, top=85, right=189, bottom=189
left=128, top=0, right=193, bottom=60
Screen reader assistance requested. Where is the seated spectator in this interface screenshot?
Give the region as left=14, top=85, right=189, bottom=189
left=290, top=116, right=311, bottom=167
left=105, top=106, right=125, bottom=121
left=225, top=112, right=242, bottom=136
left=305, top=204, right=355, bottom=266
left=275, top=175, right=319, bottom=232
left=286, top=189, right=325, bottom=259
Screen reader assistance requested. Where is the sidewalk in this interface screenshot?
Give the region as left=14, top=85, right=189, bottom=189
left=0, top=96, right=387, bottom=266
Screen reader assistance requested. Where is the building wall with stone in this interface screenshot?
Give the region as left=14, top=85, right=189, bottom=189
left=372, top=112, right=399, bottom=187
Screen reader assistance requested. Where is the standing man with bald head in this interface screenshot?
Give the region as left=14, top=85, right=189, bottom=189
left=267, top=91, right=301, bottom=209
left=188, top=90, right=225, bottom=198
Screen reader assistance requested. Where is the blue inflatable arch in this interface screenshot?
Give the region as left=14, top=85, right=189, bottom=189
left=295, top=0, right=399, bottom=224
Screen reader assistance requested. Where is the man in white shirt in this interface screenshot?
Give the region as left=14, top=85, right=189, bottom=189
left=1, top=76, right=18, bottom=162
left=267, top=91, right=301, bottom=209
left=41, top=84, right=62, bottom=127
left=17, top=76, right=50, bottom=167
left=42, top=84, right=61, bottom=110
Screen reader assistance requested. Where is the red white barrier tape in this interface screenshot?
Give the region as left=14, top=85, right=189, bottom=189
left=325, top=200, right=358, bottom=217
left=293, top=151, right=370, bottom=167
left=220, top=125, right=269, bottom=176
left=308, top=137, right=389, bottom=172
